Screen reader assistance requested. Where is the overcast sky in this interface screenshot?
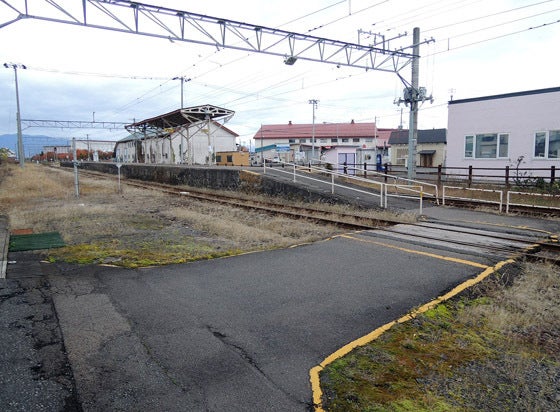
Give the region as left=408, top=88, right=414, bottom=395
left=1, top=0, right=559, bottom=152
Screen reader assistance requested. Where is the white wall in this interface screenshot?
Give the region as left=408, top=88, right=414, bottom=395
left=447, top=89, right=560, bottom=176
left=170, top=122, right=237, bottom=165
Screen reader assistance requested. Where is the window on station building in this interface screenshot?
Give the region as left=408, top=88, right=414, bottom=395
left=331, top=138, right=338, bottom=143
left=288, top=139, right=296, bottom=143
left=320, top=138, right=327, bottom=143
left=227, top=155, right=233, bottom=162
left=216, top=155, right=222, bottom=162
left=353, top=138, right=360, bottom=143
left=341, top=138, right=349, bottom=143
left=535, top=130, right=560, bottom=159
left=299, top=139, right=306, bottom=143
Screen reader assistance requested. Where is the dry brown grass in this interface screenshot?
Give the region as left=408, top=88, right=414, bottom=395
left=0, top=163, right=353, bottom=266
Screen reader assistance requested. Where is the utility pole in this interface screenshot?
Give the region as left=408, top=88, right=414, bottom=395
left=173, top=76, right=191, bottom=108
left=72, top=137, right=80, bottom=198
left=408, top=27, right=420, bottom=181
left=393, top=27, right=433, bottom=180
left=4, top=63, right=26, bottom=168
left=309, top=99, right=319, bottom=163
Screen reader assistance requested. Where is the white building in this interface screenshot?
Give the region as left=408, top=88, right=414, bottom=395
left=447, top=87, right=560, bottom=178
left=117, top=105, right=238, bottom=165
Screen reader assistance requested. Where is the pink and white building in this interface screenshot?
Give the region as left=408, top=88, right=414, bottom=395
left=447, top=87, right=560, bottom=177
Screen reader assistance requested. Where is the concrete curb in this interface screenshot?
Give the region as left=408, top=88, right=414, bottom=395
left=0, top=215, right=9, bottom=279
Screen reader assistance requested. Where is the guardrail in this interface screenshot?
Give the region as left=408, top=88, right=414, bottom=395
left=506, top=191, right=560, bottom=214
left=443, top=186, right=504, bottom=212
left=264, top=160, right=384, bottom=207
left=263, top=160, right=428, bottom=213
left=384, top=184, right=424, bottom=214
left=339, top=162, right=440, bottom=203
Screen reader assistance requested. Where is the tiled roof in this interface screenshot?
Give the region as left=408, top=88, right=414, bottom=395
left=254, top=122, right=393, bottom=142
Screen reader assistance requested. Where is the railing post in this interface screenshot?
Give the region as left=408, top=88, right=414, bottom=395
left=551, top=165, right=556, bottom=186
left=383, top=163, right=388, bottom=183
left=505, top=165, right=510, bottom=189
left=364, top=162, right=367, bottom=179
left=343, top=161, right=347, bottom=175
left=468, top=165, right=473, bottom=187
left=437, top=164, right=442, bottom=187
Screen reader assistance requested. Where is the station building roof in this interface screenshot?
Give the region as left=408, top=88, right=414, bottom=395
left=125, top=105, right=235, bottom=135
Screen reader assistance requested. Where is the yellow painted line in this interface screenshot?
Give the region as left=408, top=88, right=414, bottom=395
left=340, top=234, right=489, bottom=269
left=309, top=258, right=515, bottom=411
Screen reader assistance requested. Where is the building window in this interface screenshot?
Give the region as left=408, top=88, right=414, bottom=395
left=341, top=138, right=349, bottom=143
left=396, top=148, right=408, bottom=165
left=353, top=138, right=360, bottom=143
left=288, top=139, right=296, bottom=143
left=550, top=131, right=560, bottom=158
left=299, top=139, right=306, bottom=143
left=535, top=130, right=560, bottom=159
left=464, top=135, right=473, bottom=158
left=365, top=138, right=373, bottom=142
left=499, top=134, right=509, bottom=158
left=465, top=133, right=509, bottom=159
left=535, top=132, right=546, bottom=158
left=320, top=138, right=327, bottom=143
left=331, top=138, right=338, bottom=143
left=216, top=155, right=222, bottom=162
left=227, top=155, right=233, bottom=162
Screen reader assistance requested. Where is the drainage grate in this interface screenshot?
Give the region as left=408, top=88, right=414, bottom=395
left=9, top=232, right=65, bottom=252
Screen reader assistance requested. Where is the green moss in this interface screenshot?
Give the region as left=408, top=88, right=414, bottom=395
left=321, top=298, right=507, bottom=411
left=47, top=238, right=243, bottom=268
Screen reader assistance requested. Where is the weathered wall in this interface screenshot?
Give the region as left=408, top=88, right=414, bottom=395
left=62, top=162, right=241, bottom=190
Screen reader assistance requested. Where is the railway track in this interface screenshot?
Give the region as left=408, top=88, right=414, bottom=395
left=75, top=168, right=397, bottom=230
left=71, top=167, right=560, bottom=265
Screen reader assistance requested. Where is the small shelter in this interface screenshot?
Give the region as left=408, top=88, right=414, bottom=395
left=122, top=105, right=237, bottom=165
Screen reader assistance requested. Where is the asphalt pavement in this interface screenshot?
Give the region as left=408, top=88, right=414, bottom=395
left=1, top=195, right=559, bottom=411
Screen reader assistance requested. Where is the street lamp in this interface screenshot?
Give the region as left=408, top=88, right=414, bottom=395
left=4, top=62, right=27, bottom=168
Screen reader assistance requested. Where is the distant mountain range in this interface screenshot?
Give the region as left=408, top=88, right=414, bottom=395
left=0, top=134, right=75, bottom=156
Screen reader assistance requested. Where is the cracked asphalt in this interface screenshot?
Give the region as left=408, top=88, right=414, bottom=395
left=3, top=206, right=557, bottom=411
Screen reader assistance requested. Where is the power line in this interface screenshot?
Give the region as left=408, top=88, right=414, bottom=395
left=424, top=0, right=559, bottom=33
left=428, top=16, right=560, bottom=56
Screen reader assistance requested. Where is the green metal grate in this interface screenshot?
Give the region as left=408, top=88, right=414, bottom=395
left=9, top=232, right=65, bottom=252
